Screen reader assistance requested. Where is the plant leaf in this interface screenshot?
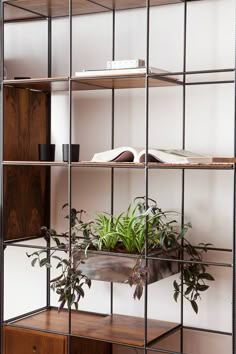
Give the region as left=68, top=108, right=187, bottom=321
left=173, top=280, right=179, bottom=291
left=173, top=291, right=179, bottom=302
left=190, top=300, right=198, bottom=314
left=196, top=284, right=209, bottom=292
left=31, top=258, right=38, bottom=267
left=198, top=273, right=215, bottom=281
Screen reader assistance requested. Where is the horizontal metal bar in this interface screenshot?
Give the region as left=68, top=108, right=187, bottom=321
left=4, top=242, right=233, bottom=265
left=148, top=324, right=181, bottom=346
left=4, top=306, right=48, bottom=324
left=150, top=68, right=235, bottom=77
left=3, top=235, right=43, bottom=244
left=3, top=242, right=67, bottom=252
left=147, top=255, right=233, bottom=268
left=186, top=80, right=234, bottom=86
left=192, top=246, right=232, bottom=252
left=4, top=17, right=47, bottom=24
left=183, top=325, right=232, bottom=336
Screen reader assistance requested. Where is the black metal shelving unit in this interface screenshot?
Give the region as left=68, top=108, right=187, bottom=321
left=0, top=0, right=235, bottom=353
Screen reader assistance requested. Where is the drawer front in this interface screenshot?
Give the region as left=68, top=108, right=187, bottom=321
left=71, top=336, right=111, bottom=354
left=4, top=326, right=67, bottom=354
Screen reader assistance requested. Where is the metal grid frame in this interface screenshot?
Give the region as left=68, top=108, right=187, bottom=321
left=0, top=0, right=235, bottom=353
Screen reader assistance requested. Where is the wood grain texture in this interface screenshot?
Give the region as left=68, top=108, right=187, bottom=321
left=3, top=87, right=50, bottom=240
left=71, top=337, right=112, bottom=354
left=4, top=326, right=67, bottom=354
left=9, top=309, right=179, bottom=346
left=4, top=0, right=182, bottom=19
left=4, top=75, right=179, bottom=92
left=10, top=309, right=107, bottom=334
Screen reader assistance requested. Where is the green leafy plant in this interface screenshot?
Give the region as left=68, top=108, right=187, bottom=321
left=27, top=205, right=92, bottom=311
left=27, top=197, right=214, bottom=314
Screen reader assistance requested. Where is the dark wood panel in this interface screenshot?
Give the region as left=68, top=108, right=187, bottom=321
left=3, top=87, right=50, bottom=240
left=4, top=86, right=49, bottom=161
left=71, top=337, right=111, bottom=354
left=3, top=165, right=50, bottom=240
left=4, top=326, right=67, bottom=354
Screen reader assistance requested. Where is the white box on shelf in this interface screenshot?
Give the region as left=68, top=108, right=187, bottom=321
left=107, top=59, right=145, bottom=69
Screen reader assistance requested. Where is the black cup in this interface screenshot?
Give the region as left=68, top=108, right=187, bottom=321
left=38, top=144, right=55, bottom=161
left=62, top=144, right=80, bottom=162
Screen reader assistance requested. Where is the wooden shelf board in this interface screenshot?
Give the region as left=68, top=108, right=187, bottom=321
left=3, top=161, right=68, bottom=167
left=72, top=75, right=180, bottom=90
left=148, top=162, right=234, bottom=170
left=2, top=161, right=234, bottom=169
left=3, top=75, right=179, bottom=91
left=7, top=309, right=179, bottom=347
left=74, top=162, right=233, bottom=170
left=72, top=161, right=144, bottom=168
left=4, top=0, right=182, bottom=20
left=3, top=78, right=69, bottom=92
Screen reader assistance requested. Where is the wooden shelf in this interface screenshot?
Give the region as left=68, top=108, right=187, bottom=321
left=3, top=74, right=179, bottom=92
left=72, top=74, right=180, bottom=90
left=3, top=161, right=68, bottom=167
left=3, top=70, right=235, bottom=91
left=4, top=0, right=182, bottom=20
left=2, top=161, right=234, bottom=170
left=6, top=309, right=179, bottom=346
left=3, top=78, right=69, bottom=92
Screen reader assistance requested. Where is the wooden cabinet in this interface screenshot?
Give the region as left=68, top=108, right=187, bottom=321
left=3, top=326, right=112, bottom=354
left=4, top=327, right=67, bottom=354
left=71, top=337, right=111, bottom=354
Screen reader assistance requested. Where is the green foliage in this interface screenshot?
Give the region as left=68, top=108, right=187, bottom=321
left=27, top=197, right=214, bottom=314
left=27, top=206, right=92, bottom=312
left=173, top=248, right=215, bottom=314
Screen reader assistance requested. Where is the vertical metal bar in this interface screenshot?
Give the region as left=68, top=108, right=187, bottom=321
left=47, top=18, right=52, bottom=78
left=110, top=9, right=116, bottom=317
left=68, top=1, right=73, bottom=353
left=46, top=16, right=52, bottom=310
left=144, top=0, right=150, bottom=353
left=180, top=2, right=187, bottom=352
left=233, top=169, right=236, bottom=354
left=232, top=2, right=236, bottom=353
left=0, top=2, right=4, bottom=354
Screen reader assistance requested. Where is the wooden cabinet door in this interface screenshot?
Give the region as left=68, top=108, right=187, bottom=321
left=4, top=326, right=67, bottom=354
left=71, top=336, right=111, bottom=354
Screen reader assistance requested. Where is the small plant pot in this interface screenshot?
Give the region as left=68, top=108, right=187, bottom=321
left=62, top=144, right=80, bottom=162
left=38, top=144, right=55, bottom=161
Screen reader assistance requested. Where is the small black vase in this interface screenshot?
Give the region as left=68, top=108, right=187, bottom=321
left=38, top=144, right=55, bottom=161
left=62, top=144, right=80, bottom=162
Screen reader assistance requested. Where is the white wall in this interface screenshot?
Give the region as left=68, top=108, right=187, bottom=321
left=3, top=0, right=235, bottom=352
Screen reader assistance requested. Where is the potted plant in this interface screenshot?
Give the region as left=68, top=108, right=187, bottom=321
left=27, top=197, right=214, bottom=314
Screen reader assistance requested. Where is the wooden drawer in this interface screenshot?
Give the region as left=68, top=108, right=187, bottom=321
left=71, top=336, right=111, bottom=354
left=4, top=326, right=67, bottom=354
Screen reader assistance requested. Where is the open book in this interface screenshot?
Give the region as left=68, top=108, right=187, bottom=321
left=91, top=147, right=213, bottom=164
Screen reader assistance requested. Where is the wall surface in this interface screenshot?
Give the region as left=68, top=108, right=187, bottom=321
left=3, top=0, right=235, bottom=352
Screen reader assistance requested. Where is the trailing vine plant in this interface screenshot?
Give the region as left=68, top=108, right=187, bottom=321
left=27, top=198, right=214, bottom=314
